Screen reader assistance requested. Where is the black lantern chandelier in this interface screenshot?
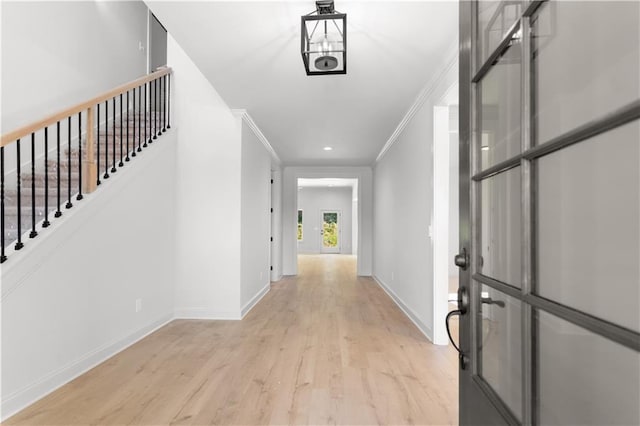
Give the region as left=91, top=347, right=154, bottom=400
left=301, top=0, right=347, bottom=76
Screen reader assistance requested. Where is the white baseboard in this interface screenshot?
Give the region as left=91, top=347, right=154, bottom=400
left=241, top=282, right=270, bottom=318
left=373, top=276, right=434, bottom=342
left=173, top=308, right=242, bottom=320
left=1, top=313, right=174, bottom=422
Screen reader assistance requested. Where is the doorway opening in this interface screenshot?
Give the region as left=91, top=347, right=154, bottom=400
left=148, top=12, right=167, bottom=73
left=296, top=178, right=359, bottom=264
left=432, top=82, right=459, bottom=345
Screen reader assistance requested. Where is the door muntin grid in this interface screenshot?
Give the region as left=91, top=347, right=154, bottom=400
left=468, top=1, right=640, bottom=424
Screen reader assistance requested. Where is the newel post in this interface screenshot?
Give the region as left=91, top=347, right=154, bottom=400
left=83, top=106, right=98, bottom=193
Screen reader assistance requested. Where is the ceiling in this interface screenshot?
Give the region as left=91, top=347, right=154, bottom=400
left=147, top=1, right=458, bottom=166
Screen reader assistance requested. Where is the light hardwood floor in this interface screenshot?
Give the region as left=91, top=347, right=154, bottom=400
left=6, top=255, right=458, bottom=425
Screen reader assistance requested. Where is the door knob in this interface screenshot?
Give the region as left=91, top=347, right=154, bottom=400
left=454, top=248, right=469, bottom=270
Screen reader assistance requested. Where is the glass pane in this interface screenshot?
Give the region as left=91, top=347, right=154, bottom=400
left=478, top=284, right=522, bottom=420
left=538, top=311, right=640, bottom=425
left=537, top=121, right=640, bottom=332
left=479, top=42, right=521, bottom=170
left=480, top=167, right=521, bottom=287
left=297, top=210, right=303, bottom=241
left=477, top=0, right=522, bottom=65
left=322, top=212, right=338, bottom=248
left=532, top=1, right=640, bottom=144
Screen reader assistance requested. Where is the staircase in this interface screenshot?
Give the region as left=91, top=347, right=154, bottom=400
left=1, top=69, right=172, bottom=262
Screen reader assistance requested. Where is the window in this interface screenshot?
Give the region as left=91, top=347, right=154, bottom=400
left=297, top=209, right=303, bottom=241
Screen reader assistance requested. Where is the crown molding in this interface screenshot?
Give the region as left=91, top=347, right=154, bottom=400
left=375, top=46, right=459, bottom=164
left=232, top=109, right=281, bottom=165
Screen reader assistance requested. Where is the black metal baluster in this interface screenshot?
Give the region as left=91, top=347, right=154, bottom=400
left=66, top=117, right=72, bottom=209
left=104, top=100, right=109, bottom=179
left=97, top=104, right=101, bottom=185
left=144, top=82, right=149, bottom=147
left=138, top=86, right=143, bottom=152
left=158, top=76, right=164, bottom=134
left=132, top=88, right=137, bottom=158
left=119, top=93, right=124, bottom=167
left=162, top=75, right=167, bottom=132
left=77, top=112, right=83, bottom=200
left=1, top=146, right=5, bottom=262
left=15, top=139, right=24, bottom=249
left=111, top=97, right=117, bottom=173
left=167, top=73, right=171, bottom=129
left=157, top=77, right=161, bottom=136
left=29, top=133, right=37, bottom=238
left=153, top=78, right=157, bottom=140
left=55, top=123, right=62, bottom=218
left=125, top=91, right=130, bottom=161
left=42, top=128, right=50, bottom=227
left=158, top=77, right=161, bottom=136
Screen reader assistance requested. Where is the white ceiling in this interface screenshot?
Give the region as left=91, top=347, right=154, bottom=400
left=147, top=1, right=458, bottom=166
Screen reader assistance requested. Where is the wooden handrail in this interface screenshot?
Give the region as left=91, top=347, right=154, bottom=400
left=1, top=67, right=172, bottom=147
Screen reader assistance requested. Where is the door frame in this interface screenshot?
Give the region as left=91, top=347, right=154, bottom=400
left=320, top=209, right=341, bottom=254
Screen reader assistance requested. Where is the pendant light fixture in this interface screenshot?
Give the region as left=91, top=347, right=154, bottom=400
left=301, top=0, right=347, bottom=76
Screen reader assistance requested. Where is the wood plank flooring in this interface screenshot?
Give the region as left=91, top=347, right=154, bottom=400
left=6, top=254, right=458, bottom=425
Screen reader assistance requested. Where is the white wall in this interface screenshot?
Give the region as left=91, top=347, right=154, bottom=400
left=297, top=187, right=353, bottom=254
left=352, top=182, right=359, bottom=256
left=373, top=57, right=458, bottom=342
left=1, top=1, right=148, bottom=134
left=1, top=131, right=177, bottom=420
left=282, top=167, right=373, bottom=276
left=448, top=107, right=460, bottom=279
left=240, top=120, right=271, bottom=314
left=169, top=35, right=242, bottom=319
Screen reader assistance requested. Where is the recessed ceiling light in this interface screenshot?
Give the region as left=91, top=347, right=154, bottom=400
left=481, top=146, right=490, bottom=151
left=323, top=146, right=333, bottom=151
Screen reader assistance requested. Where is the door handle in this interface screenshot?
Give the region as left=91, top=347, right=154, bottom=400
left=446, top=287, right=469, bottom=370
left=481, top=297, right=505, bottom=308
left=454, top=248, right=469, bottom=270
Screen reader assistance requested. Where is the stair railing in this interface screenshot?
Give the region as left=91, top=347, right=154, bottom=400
left=0, top=67, right=172, bottom=263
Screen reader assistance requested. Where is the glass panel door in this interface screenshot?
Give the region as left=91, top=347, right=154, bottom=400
left=457, top=1, right=640, bottom=424
left=320, top=210, right=340, bottom=253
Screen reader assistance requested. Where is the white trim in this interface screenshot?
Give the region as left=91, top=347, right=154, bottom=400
left=375, top=47, right=458, bottom=164
left=232, top=109, right=281, bottom=165
left=173, top=308, right=242, bottom=320
left=432, top=105, right=452, bottom=346
left=373, top=275, right=434, bottom=343
left=0, top=314, right=174, bottom=422
left=240, top=282, right=271, bottom=318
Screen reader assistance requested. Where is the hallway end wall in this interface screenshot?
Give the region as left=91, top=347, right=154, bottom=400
left=297, top=186, right=354, bottom=255
left=373, top=57, right=458, bottom=343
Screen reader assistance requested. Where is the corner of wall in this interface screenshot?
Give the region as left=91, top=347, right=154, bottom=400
left=372, top=276, right=434, bottom=342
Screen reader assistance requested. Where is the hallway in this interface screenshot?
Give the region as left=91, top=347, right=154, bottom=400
left=6, top=255, right=458, bottom=425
